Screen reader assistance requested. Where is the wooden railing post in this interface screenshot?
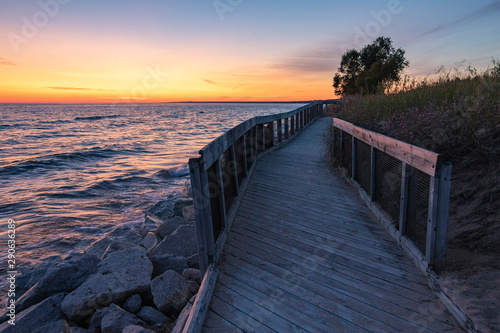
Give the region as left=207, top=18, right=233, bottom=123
left=352, top=137, right=357, bottom=180
left=434, top=162, right=452, bottom=273
left=242, top=134, right=248, bottom=176
left=426, top=172, right=440, bottom=267
left=284, top=117, right=289, bottom=139
left=399, top=163, right=411, bottom=234
left=216, top=159, right=227, bottom=229
left=370, top=147, right=376, bottom=200
left=277, top=119, right=282, bottom=143
left=231, top=145, right=240, bottom=196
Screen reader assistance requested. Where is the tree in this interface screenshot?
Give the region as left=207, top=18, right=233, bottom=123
left=333, top=37, right=409, bottom=96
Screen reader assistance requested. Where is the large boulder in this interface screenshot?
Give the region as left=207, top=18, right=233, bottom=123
left=183, top=268, right=201, bottom=284
left=141, top=214, right=161, bottom=236
left=15, top=255, right=61, bottom=294
left=156, top=216, right=185, bottom=238
left=15, top=253, right=100, bottom=312
left=122, top=294, right=142, bottom=314
left=122, top=325, right=156, bottom=333
left=149, top=254, right=188, bottom=277
left=102, top=240, right=141, bottom=259
left=107, top=225, right=142, bottom=244
left=151, top=270, right=190, bottom=315
left=61, top=248, right=153, bottom=321
left=0, top=293, right=65, bottom=333
left=146, top=200, right=174, bottom=221
left=136, top=306, right=171, bottom=326
left=141, top=232, right=161, bottom=253
left=100, top=304, right=144, bottom=333
left=149, top=225, right=197, bottom=258
left=173, top=200, right=193, bottom=217
left=31, top=319, right=71, bottom=333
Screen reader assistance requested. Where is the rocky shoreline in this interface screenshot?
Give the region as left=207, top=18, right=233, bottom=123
left=0, top=186, right=201, bottom=333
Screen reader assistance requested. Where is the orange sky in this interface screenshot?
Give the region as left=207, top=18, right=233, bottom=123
left=1, top=1, right=499, bottom=103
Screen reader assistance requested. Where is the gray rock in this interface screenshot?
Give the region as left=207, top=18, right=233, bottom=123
left=156, top=216, right=185, bottom=238
left=0, top=293, right=65, bottom=333
left=136, top=306, right=170, bottom=326
left=108, top=225, right=142, bottom=244
left=100, top=305, right=144, bottom=333
left=85, top=237, right=113, bottom=259
left=16, top=255, right=60, bottom=294
left=149, top=225, right=197, bottom=258
left=70, top=327, right=89, bottom=333
left=173, top=200, right=193, bottom=217
left=122, top=325, right=156, bottom=333
left=187, top=280, right=200, bottom=295
left=141, top=214, right=161, bottom=236
left=122, top=294, right=142, bottom=314
left=186, top=254, right=199, bottom=269
left=15, top=253, right=100, bottom=312
left=89, top=304, right=117, bottom=331
left=141, top=232, right=161, bottom=253
left=182, top=205, right=195, bottom=222
left=171, top=302, right=192, bottom=333
left=149, top=254, right=187, bottom=277
left=151, top=270, right=190, bottom=315
left=61, top=248, right=153, bottom=321
left=31, top=319, right=70, bottom=333
left=146, top=200, right=174, bottom=221
left=102, top=240, right=141, bottom=259
left=183, top=268, right=201, bottom=284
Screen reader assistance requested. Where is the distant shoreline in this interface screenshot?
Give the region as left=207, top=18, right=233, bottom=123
left=0, top=101, right=319, bottom=105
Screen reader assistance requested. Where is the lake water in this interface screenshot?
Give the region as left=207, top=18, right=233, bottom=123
left=0, top=102, right=305, bottom=288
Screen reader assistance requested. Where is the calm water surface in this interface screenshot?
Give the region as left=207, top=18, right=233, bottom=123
left=0, top=102, right=304, bottom=288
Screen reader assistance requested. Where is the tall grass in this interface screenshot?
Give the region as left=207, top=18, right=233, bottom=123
left=329, top=60, right=500, bottom=157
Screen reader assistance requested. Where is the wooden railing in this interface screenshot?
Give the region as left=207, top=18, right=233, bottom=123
left=181, top=101, right=326, bottom=333
left=331, top=118, right=452, bottom=274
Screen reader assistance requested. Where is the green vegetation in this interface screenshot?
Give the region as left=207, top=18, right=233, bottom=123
left=333, top=37, right=409, bottom=96
left=329, top=60, right=500, bottom=156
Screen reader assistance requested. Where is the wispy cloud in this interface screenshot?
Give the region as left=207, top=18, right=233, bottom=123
left=47, top=87, right=117, bottom=92
left=272, top=42, right=342, bottom=74
left=202, top=79, right=217, bottom=85
left=0, top=57, right=16, bottom=66
left=419, top=1, right=500, bottom=38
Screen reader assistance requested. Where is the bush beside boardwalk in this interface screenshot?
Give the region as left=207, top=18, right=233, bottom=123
left=326, top=63, right=500, bottom=332
left=0, top=194, right=199, bottom=333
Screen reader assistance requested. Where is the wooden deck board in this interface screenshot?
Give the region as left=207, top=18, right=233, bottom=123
left=203, top=118, right=462, bottom=333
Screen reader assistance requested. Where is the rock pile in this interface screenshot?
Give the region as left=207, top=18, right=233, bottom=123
left=0, top=199, right=200, bottom=333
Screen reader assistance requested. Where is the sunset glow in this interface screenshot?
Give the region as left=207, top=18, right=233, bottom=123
left=1, top=0, right=499, bottom=103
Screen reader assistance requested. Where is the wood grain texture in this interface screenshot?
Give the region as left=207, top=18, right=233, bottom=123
left=203, top=118, right=462, bottom=333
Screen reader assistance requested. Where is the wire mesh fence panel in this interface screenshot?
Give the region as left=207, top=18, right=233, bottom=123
left=234, top=137, right=246, bottom=186
left=374, top=150, right=402, bottom=227
left=406, top=167, right=431, bottom=253
left=207, top=162, right=223, bottom=241
left=356, top=140, right=372, bottom=196
left=264, top=122, right=274, bottom=149
left=221, top=148, right=237, bottom=215
left=245, top=130, right=254, bottom=170
left=341, top=132, right=353, bottom=178
left=257, top=124, right=264, bottom=154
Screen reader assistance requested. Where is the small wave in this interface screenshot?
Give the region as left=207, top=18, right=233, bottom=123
left=0, top=147, right=122, bottom=176
left=74, top=115, right=123, bottom=121
left=156, top=164, right=190, bottom=178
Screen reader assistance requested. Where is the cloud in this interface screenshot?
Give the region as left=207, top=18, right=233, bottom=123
left=47, top=87, right=117, bottom=92
left=202, top=79, right=217, bottom=85
left=419, top=1, right=500, bottom=38
left=272, top=42, right=342, bottom=74
left=0, top=57, right=16, bottom=66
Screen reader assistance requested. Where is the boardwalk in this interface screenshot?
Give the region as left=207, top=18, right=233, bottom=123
left=202, top=118, right=461, bottom=333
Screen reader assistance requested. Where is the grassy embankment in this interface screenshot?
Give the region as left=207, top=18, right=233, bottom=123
left=327, top=61, right=500, bottom=262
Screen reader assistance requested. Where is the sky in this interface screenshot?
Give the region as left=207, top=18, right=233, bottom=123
left=0, top=0, right=499, bottom=103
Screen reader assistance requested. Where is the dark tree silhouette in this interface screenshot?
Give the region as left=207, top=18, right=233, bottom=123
left=333, top=37, right=409, bottom=96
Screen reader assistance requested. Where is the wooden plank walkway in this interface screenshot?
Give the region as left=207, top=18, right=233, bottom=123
left=202, top=118, right=462, bottom=333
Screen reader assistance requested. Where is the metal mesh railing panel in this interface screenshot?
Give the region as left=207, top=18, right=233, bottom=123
left=221, top=148, right=237, bottom=215
left=234, top=137, right=246, bottom=185
left=257, top=125, right=264, bottom=153
left=207, top=162, right=223, bottom=240
left=374, top=150, right=402, bottom=227
left=356, top=140, right=372, bottom=196
left=406, top=167, right=430, bottom=253
left=341, top=132, right=353, bottom=178
left=264, top=122, right=274, bottom=149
